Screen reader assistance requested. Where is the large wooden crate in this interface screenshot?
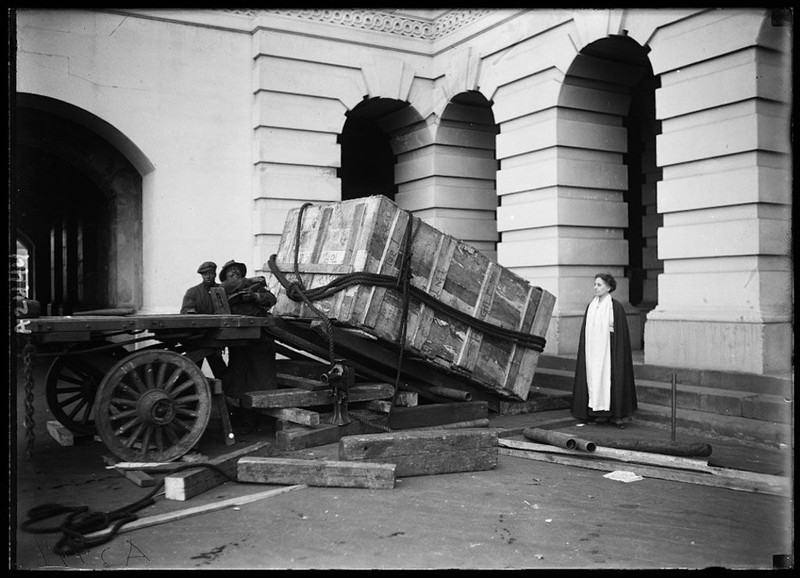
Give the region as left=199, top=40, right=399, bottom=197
left=265, top=195, right=555, bottom=401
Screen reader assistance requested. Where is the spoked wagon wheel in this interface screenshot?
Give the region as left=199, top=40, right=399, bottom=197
left=45, top=346, right=128, bottom=436
left=94, top=349, right=212, bottom=462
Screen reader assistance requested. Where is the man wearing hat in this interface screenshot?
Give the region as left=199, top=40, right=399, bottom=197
left=217, top=259, right=279, bottom=407
left=180, top=261, right=227, bottom=378
left=181, top=261, right=220, bottom=314
left=218, top=259, right=277, bottom=317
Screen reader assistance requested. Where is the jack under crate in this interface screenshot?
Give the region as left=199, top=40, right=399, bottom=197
left=265, top=195, right=555, bottom=401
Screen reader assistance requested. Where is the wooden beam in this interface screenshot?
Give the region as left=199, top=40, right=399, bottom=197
left=499, top=439, right=709, bottom=472
left=275, top=410, right=385, bottom=451
left=164, top=441, right=273, bottom=501
left=364, top=391, right=418, bottom=413
left=258, top=407, right=320, bottom=427
left=387, top=401, right=488, bottom=430
left=238, top=457, right=396, bottom=489
left=498, top=447, right=790, bottom=497
left=85, top=485, right=307, bottom=541
left=102, top=455, right=155, bottom=488
left=414, top=418, right=489, bottom=430
left=276, top=373, right=328, bottom=391
left=339, top=429, right=498, bottom=477
left=241, top=382, right=394, bottom=409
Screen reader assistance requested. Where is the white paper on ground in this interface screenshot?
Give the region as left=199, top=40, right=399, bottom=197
left=603, top=470, right=644, bottom=483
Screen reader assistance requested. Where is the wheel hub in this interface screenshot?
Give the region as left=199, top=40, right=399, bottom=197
left=137, top=390, right=177, bottom=425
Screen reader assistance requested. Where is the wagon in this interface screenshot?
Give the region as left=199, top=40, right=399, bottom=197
left=16, top=312, right=271, bottom=462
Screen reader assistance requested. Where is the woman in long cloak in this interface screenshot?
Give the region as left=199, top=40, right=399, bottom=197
left=571, top=273, right=637, bottom=428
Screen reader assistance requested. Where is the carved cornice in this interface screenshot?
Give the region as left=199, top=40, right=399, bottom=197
left=221, top=9, right=492, bottom=40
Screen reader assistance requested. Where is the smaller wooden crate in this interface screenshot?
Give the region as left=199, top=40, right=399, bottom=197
left=265, top=195, right=555, bottom=401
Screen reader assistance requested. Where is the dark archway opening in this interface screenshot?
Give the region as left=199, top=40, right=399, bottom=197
left=13, top=101, right=142, bottom=315
left=338, top=97, right=409, bottom=202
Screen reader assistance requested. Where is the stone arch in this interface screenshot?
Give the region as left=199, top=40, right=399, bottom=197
left=13, top=93, right=147, bottom=312
left=337, top=96, right=429, bottom=204
left=428, top=90, right=499, bottom=260
left=556, top=34, right=660, bottom=352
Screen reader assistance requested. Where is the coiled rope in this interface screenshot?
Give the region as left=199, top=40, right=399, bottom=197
left=21, top=463, right=236, bottom=556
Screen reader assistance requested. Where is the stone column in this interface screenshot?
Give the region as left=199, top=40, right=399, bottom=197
left=644, top=12, right=792, bottom=373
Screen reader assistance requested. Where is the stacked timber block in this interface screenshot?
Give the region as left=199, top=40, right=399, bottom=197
left=265, top=195, right=556, bottom=402
left=339, top=429, right=499, bottom=477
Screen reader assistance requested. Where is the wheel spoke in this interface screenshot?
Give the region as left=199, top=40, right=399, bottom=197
left=57, top=392, right=85, bottom=408
left=162, top=367, right=185, bottom=394
left=175, top=407, right=199, bottom=418
left=110, top=396, right=138, bottom=408
left=139, top=426, right=154, bottom=452
left=170, top=378, right=197, bottom=399
left=144, top=363, right=155, bottom=390
left=64, top=398, right=89, bottom=421
left=57, top=375, right=85, bottom=387
left=114, top=415, right=143, bottom=437
left=155, top=426, right=165, bottom=452
left=174, top=394, right=201, bottom=405
left=128, top=368, right=148, bottom=393
left=155, top=362, right=168, bottom=388
left=122, top=422, right=146, bottom=449
left=163, top=424, right=180, bottom=444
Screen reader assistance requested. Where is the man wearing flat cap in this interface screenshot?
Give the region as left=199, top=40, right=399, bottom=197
left=180, top=261, right=227, bottom=378
left=181, top=261, right=220, bottom=314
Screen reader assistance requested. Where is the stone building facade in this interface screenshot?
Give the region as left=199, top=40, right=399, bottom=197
left=13, top=8, right=793, bottom=375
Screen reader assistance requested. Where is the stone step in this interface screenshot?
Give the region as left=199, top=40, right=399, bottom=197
left=537, top=354, right=793, bottom=398
left=633, top=402, right=792, bottom=449
left=533, top=367, right=792, bottom=425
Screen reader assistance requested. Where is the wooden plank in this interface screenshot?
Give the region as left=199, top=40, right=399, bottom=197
left=387, top=401, right=488, bottom=430
left=102, top=455, right=156, bottom=488
left=414, top=418, right=489, bottom=430
left=339, top=429, right=498, bottom=477
left=84, top=485, right=306, bottom=541
left=276, top=373, right=328, bottom=391
left=258, top=407, right=320, bottom=426
left=499, top=438, right=786, bottom=484
left=499, top=439, right=710, bottom=472
left=238, top=457, right=396, bottom=489
left=164, top=441, right=273, bottom=501
left=364, top=392, right=418, bottom=413
left=498, top=448, right=791, bottom=497
left=47, top=420, right=76, bottom=446
left=275, top=410, right=384, bottom=451
left=242, top=382, right=394, bottom=409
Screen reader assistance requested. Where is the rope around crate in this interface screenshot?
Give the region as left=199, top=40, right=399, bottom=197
left=267, top=202, right=548, bottom=430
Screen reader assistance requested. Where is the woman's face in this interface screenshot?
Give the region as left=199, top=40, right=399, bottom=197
left=593, top=277, right=611, bottom=298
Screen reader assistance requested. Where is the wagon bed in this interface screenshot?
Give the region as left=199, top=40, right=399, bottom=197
left=17, top=313, right=272, bottom=462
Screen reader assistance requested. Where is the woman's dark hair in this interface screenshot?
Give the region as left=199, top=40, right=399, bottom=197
left=595, top=273, right=616, bottom=293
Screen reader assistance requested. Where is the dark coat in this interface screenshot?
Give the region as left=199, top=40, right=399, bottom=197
left=180, top=282, right=219, bottom=314
left=570, top=297, right=637, bottom=421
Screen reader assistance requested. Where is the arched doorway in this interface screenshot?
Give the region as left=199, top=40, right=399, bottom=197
left=12, top=95, right=145, bottom=314
left=338, top=97, right=410, bottom=201
left=562, top=35, right=661, bottom=350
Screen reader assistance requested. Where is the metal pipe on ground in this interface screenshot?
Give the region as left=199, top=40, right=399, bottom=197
left=424, top=385, right=472, bottom=402
left=522, top=427, right=596, bottom=452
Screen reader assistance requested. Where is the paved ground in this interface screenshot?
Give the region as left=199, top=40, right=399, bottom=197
left=10, top=356, right=794, bottom=570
